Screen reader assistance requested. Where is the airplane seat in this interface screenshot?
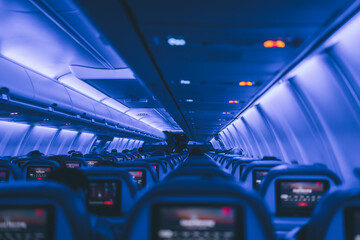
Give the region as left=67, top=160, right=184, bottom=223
left=298, top=187, right=360, bottom=240
left=99, top=154, right=117, bottom=162
left=0, top=181, right=95, bottom=240
left=47, top=155, right=88, bottom=168
left=21, top=160, right=61, bottom=181
left=164, top=166, right=236, bottom=182
left=121, top=178, right=276, bottom=240
left=240, top=161, right=286, bottom=191
left=84, top=155, right=104, bottom=167
left=142, top=159, right=169, bottom=180
left=111, top=153, right=127, bottom=162
left=116, top=162, right=158, bottom=189
left=259, top=164, right=342, bottom=238
left=82, top=167, right=138, bottom=238
left=0, top=159, right=24, bottom=181
left=232, top=160, right=257, bottom=181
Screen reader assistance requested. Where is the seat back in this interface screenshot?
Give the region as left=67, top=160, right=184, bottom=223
left=21, top=160, right=61, bottom=181
left=82, top=167, right=137, bottom=217
left=121, top=178, right=276, bottom=240
left=0, top=160, right=24, bottom=181
left=240, top=161, right=285, bottom=190
left=303, top=188, right=360, bottom=240
left=260, top=165, right=342, bottom=219
left=0, top=182, right=94, bottom=240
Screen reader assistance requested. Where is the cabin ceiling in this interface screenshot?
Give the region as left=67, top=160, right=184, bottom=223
left=0, top=0, right=357, bottom=142
left=73, top=0, right=355, bottom=141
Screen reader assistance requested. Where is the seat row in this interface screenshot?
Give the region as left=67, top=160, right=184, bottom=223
left=0, top=151, right=357, bottom=240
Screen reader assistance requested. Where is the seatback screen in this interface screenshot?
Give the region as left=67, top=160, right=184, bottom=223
left=26, top=167, right=53, bottom=180
left=65, top=162, right=80, bottom=168
left=0, top=170, right=9, bottom=182
left=86, top=160, right=98, bottom=167
left=252, top=170, right=269, bottom=190
left=0, top=206, right=54, bottom=240
left=151, top=204, right=243, bottom=240
left=87, top=180, right=121, bottom=216
left=128, top=170, right=146, bottom=189
left=345, top=206, right=360, bottom=240
left=276, top=179, right=330, bottom=217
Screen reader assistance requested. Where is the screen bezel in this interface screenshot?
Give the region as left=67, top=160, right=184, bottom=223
left=26, top=166, right=53, bottom=180
left=0, top=205, right=55, bottom=240
left=86, top=180, right=122, bottom=216
left=150, top=203, right=244, bottom=240
left=252, top=169, right=269, bottom=191
left=344, top=206, right=360, bottom=240
left=128, top=169, right=147, bottom=189
left=275, top=179, right=330, bottom=217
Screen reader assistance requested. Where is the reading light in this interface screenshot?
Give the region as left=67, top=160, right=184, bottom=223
left=167, top=37, right=186, bottom=46
left=239, top=81, right=253, bottom=86
left=263, top=40, right=286, bottom=48
left=10, top=112, right=18, bottom=115
left=185, top=99, right=194, bottom=102
left=228, top=100, right=239, bottom=104
left=222, top=112, right=230, bottom=115
left=180, top=79, right=191, bottom=85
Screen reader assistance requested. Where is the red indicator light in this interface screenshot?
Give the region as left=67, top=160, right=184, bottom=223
left=228, top=100, right=239, bottom=104
left=128, top=157, right=132, bottom=160
left=104, top=201, right=114, bottom=205
left=297, top=202, right=308, bottom=207
left=316, top=182, right=322, bottom=187
left=35, top=209, right=45, bottom=217
left=264, top=40, right=285, bottom=48
left=221, top=207, right=232, bottom=216
left=37, top=178, right=42, bottom=180
left=10, top=112, right=18, bottom=115
left=138, top=171, right=142, bottom=174
left=239, top=81, right=253, bottom=87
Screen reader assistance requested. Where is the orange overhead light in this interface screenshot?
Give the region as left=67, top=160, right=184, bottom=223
left=10, top=112, right=18, bottom=115
left=263, top=40, right=286, bottom=48
left=228, top=100, right=239, bottom=104
left=239, top=81, right=253, bottom=86
left=222, top=112, right=230, bottom=115
left=43, top=118, right=50, bottom=121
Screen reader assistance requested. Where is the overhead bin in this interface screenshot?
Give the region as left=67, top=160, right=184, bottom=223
left=0, top=56, right=165, bottom=140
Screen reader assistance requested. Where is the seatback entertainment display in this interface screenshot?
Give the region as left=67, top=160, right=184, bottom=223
left=151, top=204, right=243, bottom=240
left=276, top=179, right=330, bottom=217
left=128, top=170, right=146, bottom=189
left=26, top=167, right=53, bottom=180
left=252, top=170, right=269, bottom=190
left=0, top=206, right=54, bottom=240
left=65, top=162, right=80, bottom=168
left=344, top=206, right=360, bottom=240
left=87, top=180, right=121, bottom=216
left=86, top=160, right=98, bottom=167
left=0, top=170, right=9, bottom=182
